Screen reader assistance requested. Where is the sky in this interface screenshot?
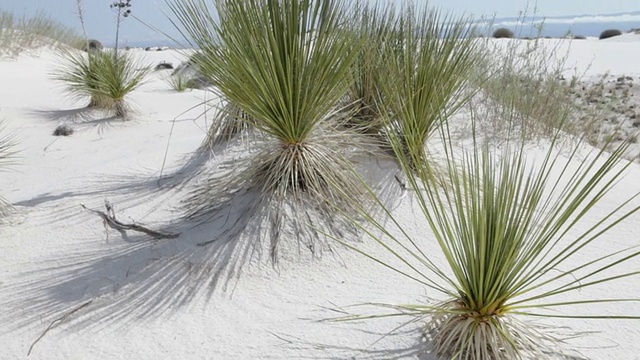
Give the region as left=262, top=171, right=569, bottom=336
left=0, top=0, right=639, bottom=46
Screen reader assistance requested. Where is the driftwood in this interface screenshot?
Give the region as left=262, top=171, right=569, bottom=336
left=81, top=200, right=179, bottom=240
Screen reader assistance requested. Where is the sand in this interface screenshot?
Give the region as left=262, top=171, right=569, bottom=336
left=0, top=35, right=639, bottom=359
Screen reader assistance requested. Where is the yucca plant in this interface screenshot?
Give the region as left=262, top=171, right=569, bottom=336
left=331, top=120, right=640, bottom=358
left=342, top=3, right=399, bottom=135
left=170, top=0, right=367, bottom=260
left=55, top=49, right=151, bottom=118
left=378, top=7, right=484, bottom=169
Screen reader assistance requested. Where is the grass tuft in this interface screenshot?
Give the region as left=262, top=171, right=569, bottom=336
left=0, top=10, right=83, bottom=57
left=471, top=37, right=580, bottom=140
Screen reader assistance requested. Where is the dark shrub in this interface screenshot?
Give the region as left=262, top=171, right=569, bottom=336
left=53, top=125, right=74, bottom=136
left=82, top=39, right=103, bottom=52
left=492, top=28, right=514, bottom=39
left=155, top=62, right=174, bottom=71
left=572, top=35, right=587, bottom=40
left=599, top=29, right=622, bottom=40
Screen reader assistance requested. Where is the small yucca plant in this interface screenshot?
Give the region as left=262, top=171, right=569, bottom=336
left=54, top=48, right=107, bottom=108
left=170, top=0, right=367, bottom=259
left=162, top=71, right=195, bottom=92
left=378, top=7, right=484, bottom=169
left=333, top=123, right=640, bottom=358
left=55, top=49, right=151, bottom=118
left=90, top=50, right=151, bottom=118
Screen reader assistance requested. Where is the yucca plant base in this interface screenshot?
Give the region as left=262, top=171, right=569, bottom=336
left=184, top=136, right=365, bottom=262
left=193, top=138, right=360, bottom=209
left=255, top=142, right=328, bottom=193
left=425, top=300, right=546, bottom=359
left=112, top=99, right=128, bottom=118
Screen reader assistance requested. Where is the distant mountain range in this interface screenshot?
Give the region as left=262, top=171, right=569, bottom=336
left=489, top=10, right=640, bottom=38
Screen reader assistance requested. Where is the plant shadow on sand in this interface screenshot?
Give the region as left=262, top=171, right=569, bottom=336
left=30, top=106, right=139, bottom=134
left=31, top=107, right=96, bottom=124
left=271, top=326, right=434, bottom=360
left=269, top=304, right=590, bottom=360
left=1, top=143, right=404, bottom=341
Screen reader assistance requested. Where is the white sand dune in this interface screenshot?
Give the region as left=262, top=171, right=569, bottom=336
left=565, top=33, right=640, bottom=75
left=1, top=37, right=639, bottom=359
